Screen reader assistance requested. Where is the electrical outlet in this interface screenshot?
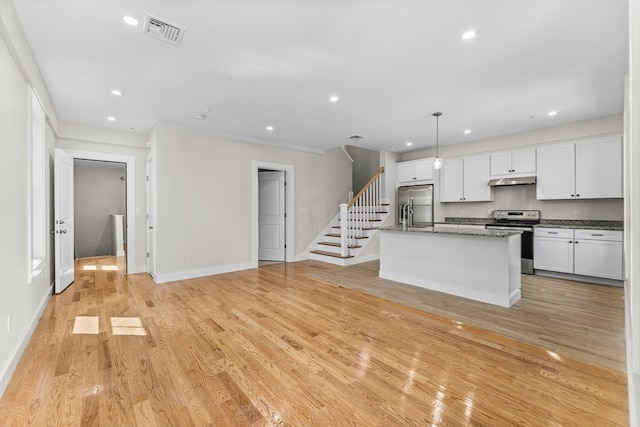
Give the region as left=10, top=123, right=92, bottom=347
left=188, top=252, right=195, bottom=261
left=574, top=208, right=580, bottom=216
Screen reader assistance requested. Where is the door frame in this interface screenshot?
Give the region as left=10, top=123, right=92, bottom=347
left=252, top=161, right=294, bottom=265
left=146, top=152, right=156, bottom=280
left=62, top=149, right=136, bottom=274
left=258, top=170, right=286, bottom=262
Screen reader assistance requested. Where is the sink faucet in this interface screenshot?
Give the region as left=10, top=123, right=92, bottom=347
left=401, top=203, right=413, bottom=229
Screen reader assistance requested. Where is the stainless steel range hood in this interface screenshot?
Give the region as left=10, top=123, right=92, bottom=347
left=488, top=176, right=537, bottom=187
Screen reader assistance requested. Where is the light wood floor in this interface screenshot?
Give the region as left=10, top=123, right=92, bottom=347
left=310, top=260, right=626, bottom=372
left=0, top=257, right=628, bottom=426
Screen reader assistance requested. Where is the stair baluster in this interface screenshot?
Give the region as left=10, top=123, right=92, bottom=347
left=342, top=166, right=385, bottom=256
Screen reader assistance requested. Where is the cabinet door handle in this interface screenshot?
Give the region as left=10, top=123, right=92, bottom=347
left=576, top=194, right=580, bottom=197
left=548, top=232, right=559, bottom=234
left=591, top=233, right=604, bottom=236
left=574, top=241, right=579, bottom=244
left=569, top=241, right=573, bottom=243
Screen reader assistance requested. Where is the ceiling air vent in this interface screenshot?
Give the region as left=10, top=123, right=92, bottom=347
left=143, top=13, right=186, bottom=46
left=348, top=134, right=364, bottom=140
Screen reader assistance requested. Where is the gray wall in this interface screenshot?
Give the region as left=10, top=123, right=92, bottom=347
left=346, top=145, right=380, bottom=193
left=74, top=160, right=126, bottom=258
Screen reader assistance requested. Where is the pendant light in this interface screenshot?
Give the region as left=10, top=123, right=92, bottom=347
left=432, top=112, right=443, bottom=170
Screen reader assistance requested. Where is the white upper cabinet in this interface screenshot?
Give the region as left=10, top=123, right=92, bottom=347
left=575, top=137, right=623, bottom=199
left=440, top=154, right=492, bottom=202
left=536, top=142, right=575, bottom=199
left=490, top=148, right=536, bottom=177
left=397, top=158, right=434, bottom=185
left=536, top=135, right=622, bottom=200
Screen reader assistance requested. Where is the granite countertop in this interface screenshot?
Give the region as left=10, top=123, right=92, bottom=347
left=440, top=217, right=493, bottom=226
left=535, top=220, right=623, bottom=231
left=379, top=225, right=521, bottom=238
left=440, top=217, right=623, bottom=231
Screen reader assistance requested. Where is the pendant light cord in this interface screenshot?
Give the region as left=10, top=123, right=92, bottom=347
left=433, top=111, right=442, bottom=158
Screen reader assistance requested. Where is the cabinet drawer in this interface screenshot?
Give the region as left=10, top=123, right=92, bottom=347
left=534, top=228, right=573, bottom=238
left=574, top=229, right=622, bottom=242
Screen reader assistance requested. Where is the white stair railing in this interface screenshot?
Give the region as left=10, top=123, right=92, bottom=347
left=340, top=167, right=385, bottom=257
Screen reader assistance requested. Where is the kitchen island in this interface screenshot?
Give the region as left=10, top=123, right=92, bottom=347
left=378, top=225, right=522, bottom=308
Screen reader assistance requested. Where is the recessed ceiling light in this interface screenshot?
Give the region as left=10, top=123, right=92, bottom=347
left=329, top=95, right=339, bottom=103
left=548, top=111, right=558, bottom=116
left=462, top=30, right=476, bottom=40
left=107, top=116, right=116, bottom=121
left=123, top=16, right=138, bottom=26
left=111, top=89, right=122, bottom=96
left=194, top=114, right=207, bottom=120
left=266, top=125, right=274, bottom=132
left=464, top=129, right=471, bottom=134
left=406, top=141, right=413, bottom=146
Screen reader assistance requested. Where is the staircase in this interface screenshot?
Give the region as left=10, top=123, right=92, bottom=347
left=310, top=167, right=391, bottom=266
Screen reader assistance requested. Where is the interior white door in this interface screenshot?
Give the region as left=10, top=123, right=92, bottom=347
left=54, top=148, right=75, bottom=293
left=146, top=155, right=156, bottom=278
left=258, top=171, right=285, bottom=261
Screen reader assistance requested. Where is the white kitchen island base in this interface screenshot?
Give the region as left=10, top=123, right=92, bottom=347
left=379, top=227, right=522, bottom=308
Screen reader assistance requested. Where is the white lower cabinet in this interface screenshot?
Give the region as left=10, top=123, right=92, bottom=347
left=573, top=230, right=623, bottom=280
left=534, top=228, right=623, bottom=280
left=534, top=228, right=574, bottom=273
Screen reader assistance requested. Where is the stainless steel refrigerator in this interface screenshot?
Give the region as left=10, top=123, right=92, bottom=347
left=397, top=185, right=433, bottom=227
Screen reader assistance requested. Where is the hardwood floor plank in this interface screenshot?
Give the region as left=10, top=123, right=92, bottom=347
left=0, top=257, right=628, bottom=426
left=308, top=260, right=625, bottom=371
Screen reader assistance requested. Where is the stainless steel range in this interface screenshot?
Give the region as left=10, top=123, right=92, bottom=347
left=485, top=210, right=540, bottom=274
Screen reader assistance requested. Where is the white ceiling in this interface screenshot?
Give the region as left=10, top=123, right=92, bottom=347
left=13, top=0, right=629, bottom=153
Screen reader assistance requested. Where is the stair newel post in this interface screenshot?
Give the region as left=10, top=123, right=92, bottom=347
left=340, top=203, right=349, bottom=257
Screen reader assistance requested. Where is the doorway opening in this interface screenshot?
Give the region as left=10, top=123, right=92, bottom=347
left=73, top=159, right=127, bottom=270
left=56, top=149, right=138, bottom=274
left=252, top=161, right=294, bottom=267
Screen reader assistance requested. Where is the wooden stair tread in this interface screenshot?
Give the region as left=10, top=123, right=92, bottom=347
left=325, top=233, right=369, bottom=239
left=318, top=242, right=362, bottom=249
left=310, top=250, right=354, bottom=259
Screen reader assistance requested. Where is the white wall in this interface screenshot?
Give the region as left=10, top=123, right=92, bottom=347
left=400, top=115, right=623, bottom=161
left=0, top=32, right=54, bottom=396
left=152, top=125, right=351, bottom=281
left=625, top=0, right=639, bottom=424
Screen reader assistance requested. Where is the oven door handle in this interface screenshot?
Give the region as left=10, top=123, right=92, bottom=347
left=485, top=226, right=534, bottom=232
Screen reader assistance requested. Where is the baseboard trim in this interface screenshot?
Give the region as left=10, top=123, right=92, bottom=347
left=154, top=261, right=256, bottom=284
left=533, top=270, right=623, bottom=286
left=0, top=283, right=53, bottom=398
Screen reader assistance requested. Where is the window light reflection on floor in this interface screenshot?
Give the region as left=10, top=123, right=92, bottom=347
left=111, top=317, right=147, bottom=336
left=82, top=265, right=119, bottom=271
left=73, top=316, right=99, bottom=334
left=72, top=316, right=147, bottom=336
